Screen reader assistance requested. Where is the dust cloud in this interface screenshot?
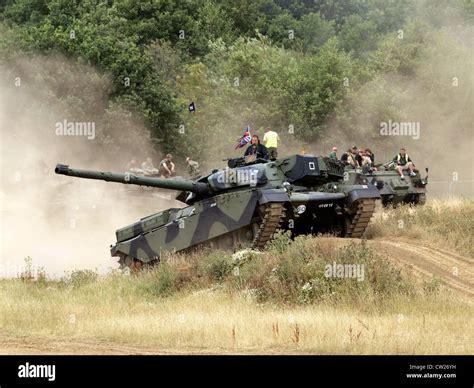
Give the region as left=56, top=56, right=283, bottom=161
left=0, top=54, right=183, bottom=278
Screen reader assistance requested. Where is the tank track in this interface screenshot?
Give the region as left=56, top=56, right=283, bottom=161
left=346, top=198, right=377, bottom=238
left=252, top=202, right=286, bottom=249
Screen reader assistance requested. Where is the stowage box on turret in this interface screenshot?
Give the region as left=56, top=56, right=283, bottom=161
left=55, top=154, right=381, bottom=270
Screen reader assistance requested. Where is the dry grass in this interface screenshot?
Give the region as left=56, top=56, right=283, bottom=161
left=366, top=198, right=474, bottom=257
left=1, top=198, right=472, bottom=354
left=0, top=279, right=472, bottom=354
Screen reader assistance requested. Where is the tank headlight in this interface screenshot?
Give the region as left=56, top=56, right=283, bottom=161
left=296, top=205, right=306, bottom=214
left=283, top=181, right=293, bottom=193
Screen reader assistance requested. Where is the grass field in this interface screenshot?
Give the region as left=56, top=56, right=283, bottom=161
left=0, top=199, right=473, bottom=354
left=0, top=281, right=472, bottom=354
left=366, top=198, right=474, bottom=257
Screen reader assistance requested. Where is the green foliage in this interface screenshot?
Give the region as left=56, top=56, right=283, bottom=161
left=197, top=251, right=234, bottom=282
left=174, top=35, right=354, bottom=152
left=68, top=270, right=98, bottom=288
left=125, top=235, right=426, bottom=306
left=423, top=277, right=442, bottom=295
left=157, top=237, right=423, bottom=306
left=1, top=0, right=471, bottom=157
left=267, top=230, right=293, bottom=254
left=266, top=11, right=299, bottom=49
left=2, top=0, right=183, bottom=154
left=219, top=0, right=280, bottom=36
left=297, top=13, right=336, bottom=53
left=140, top=261, right=180, bottom=297
left=338, top=15, right=379, bottom=58
left=285, top=38, right=351, bottom=139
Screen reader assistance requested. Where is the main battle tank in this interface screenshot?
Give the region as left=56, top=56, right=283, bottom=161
left=361, top=161, right=428, bottom=206
left=55, top=154, right=381, bottom=270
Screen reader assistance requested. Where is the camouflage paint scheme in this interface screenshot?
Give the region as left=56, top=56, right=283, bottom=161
left=55, top=154, right=381, bottom=267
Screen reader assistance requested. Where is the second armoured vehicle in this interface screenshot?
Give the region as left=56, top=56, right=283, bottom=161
left=361, top=161, right=428, bottom=206
left=55, top=154, right=381, bottom=270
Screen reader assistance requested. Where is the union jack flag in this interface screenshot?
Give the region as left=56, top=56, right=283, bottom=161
left=235, top=126, right=253, bottom=149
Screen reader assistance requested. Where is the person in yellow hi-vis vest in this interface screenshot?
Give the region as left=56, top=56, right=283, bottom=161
left=393, top=147, right=416, bottom=180
left=263, top=127, right=280, bottom=161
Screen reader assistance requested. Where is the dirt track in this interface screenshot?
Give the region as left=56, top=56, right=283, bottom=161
left=0, top=337, right=161, bottom=355
left=317, top=237, right=474, bottom=298
left=0, top=336, right=293, bottom=355
left=0, top=337, right=211, bottom=355
left=370, top=239, right=474, bottom=298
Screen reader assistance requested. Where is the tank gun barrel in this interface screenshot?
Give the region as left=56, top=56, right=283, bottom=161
left=55, top=164, right=210, bottom=194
